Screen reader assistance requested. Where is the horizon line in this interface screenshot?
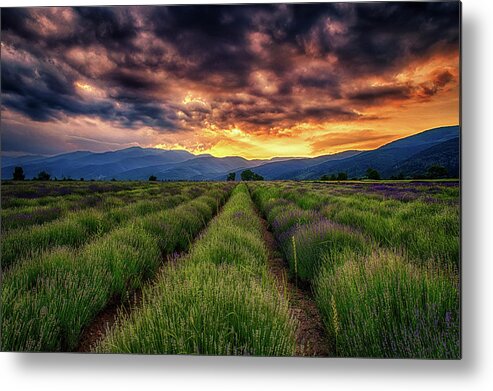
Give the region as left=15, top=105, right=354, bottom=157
left=3, top=124, right=460, bottom=161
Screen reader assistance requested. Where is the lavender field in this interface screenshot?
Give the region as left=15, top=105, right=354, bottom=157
left=1, top=180, right=460, bottom=357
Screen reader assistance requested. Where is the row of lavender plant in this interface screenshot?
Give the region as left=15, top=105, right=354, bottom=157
left=280, top=182, right=460, bottom=269
left=1, top=182, right=186, bottom=232
left=1, top=180, right=150, bottom=205
left=1, top=183, right=233, bottom=351
left=96, top=184, right=296, bottom=355
left=249, top=183, right=460, bottom=358
left=1, top=182, right=214, bottom=269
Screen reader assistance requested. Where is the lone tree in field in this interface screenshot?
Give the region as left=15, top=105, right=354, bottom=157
left=149, top=175, right=158, bottom=181
left=12, top=166, right=25, bottom=181
left=227, top=172, right=236, bottom=181
left=36, top=171, right=51, bottom=181
left=366, top=168, right=381, bottom=180
left=241, top=169, right=264, bottom=181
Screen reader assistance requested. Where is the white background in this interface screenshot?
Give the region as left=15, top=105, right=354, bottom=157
left=1, top=0, right=491, bottom=390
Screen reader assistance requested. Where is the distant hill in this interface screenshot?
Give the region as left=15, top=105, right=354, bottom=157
left=392, top=137, right=460, bottom=178
left=288, top=125, right=460, bottom=179
left=219, top=150, right=363, bottom=180
left=2, top=147, right=196, bottom=180
left=115, top=155, right=264, bottom=181
left=1, top=125, right=460, bottom=180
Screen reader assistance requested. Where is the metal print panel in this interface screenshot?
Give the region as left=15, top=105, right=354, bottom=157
left=0, top=1, right=461, bottom=358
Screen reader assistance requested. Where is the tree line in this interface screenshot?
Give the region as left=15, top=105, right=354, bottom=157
left=10, top=164, right=450, bottom=182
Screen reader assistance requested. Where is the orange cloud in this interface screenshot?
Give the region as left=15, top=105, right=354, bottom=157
left=2, top=4, right=460, bottom=159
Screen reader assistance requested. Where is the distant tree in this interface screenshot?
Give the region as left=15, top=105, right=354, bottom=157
left=390, top=172, right=406, bottom=180
left=227, top=172, right=236, bottom=181
left=337, top=172, right=348, bottom=180
left=241, top=169, right=254, bottom=181
left=149, top=175, right=158, bottom=181
left=426, top=164, right=448, bottom=179
left=12, top=166, right=25, bottom=181
left=241, top=169, right=264, bottom=181
left=111, top=178, right=116, bottom=182
left=80, top=177, right=84, bottom=181
left=321, top=173, right=344, bottom=181
left=36, top=171, right=51, bottom=181
left=366, top=168, right=381, bottom=180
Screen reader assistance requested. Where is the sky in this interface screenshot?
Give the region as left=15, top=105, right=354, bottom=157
left=1, top=2, right=460, bottom=159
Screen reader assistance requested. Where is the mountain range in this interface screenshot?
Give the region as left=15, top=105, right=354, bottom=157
left=1, top=125, right=460, bottom=181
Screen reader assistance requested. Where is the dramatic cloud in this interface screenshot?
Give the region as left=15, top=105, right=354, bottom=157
left=1, top=3, right=460, bottom=158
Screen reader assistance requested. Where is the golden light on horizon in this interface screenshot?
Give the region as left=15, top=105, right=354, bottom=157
left=2, top=4, right=459, bottom=159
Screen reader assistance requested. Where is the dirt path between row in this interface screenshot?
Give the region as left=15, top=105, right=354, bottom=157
left=75, top=203, right=225, bottom=352
left=258, top=215, right=333, bottom=357
left=77, top=195, right=331, bottom=356
left=75, top=284, right=144, bottom=352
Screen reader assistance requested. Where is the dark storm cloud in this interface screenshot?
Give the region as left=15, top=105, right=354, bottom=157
left=347, top=85, right=412, bottom=104
left=107, top=70, right=159, bottom=91
left=417, top=69, right=455, bottom=98
left=347, top=69, right=456, bottom=105
left=325, top=2, right=460, bottom=75
left=1, top=2, right=460, bottom=142
left=1, top=59, right=107, bottom=121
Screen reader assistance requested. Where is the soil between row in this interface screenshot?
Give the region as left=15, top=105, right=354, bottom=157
left=76, top=190, right=331, bottom=355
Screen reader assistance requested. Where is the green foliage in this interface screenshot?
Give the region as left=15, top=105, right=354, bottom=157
left=249, top=180, right=459, bottom=359
left=98, top=262, right=295, bottom=355
left=36, top=171, right=51, bottom=181
left=12, top=166, right=25, bottom=181
left=285, top=221, right=369, bottom=282
left=148, top=175, right=158, bottom=181
left=1, top=226, right=160, bottom=351
left=227, top=172, right=236, bottom=181
left=337, top=172, right=348, bottom=180
left=1, top=195, right=187, bottom=269
left=240, top=169, right=264, bottom=181
left=1, top=180, right=459, bottom=357
left=98, top=184, right=296, bottom=355
left=2, top=248, right=112, bottom=351
left=320, top=172, right=348, bottom=181
left=315, top=250, right=459, bottom=358
left=1, top=183, right=232, bottom=351
left=390, top=172, right=405, bottom=180
left=366, top=168, right=381, bottom=180
left=323, top=196, right=459, bottom=268
left=426, top=164, right=448, bottom=179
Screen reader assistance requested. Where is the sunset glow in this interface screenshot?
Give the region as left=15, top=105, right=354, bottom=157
left=1, top=3, right=460, bottom=158
left=75, top=81, right=94, bottom=92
